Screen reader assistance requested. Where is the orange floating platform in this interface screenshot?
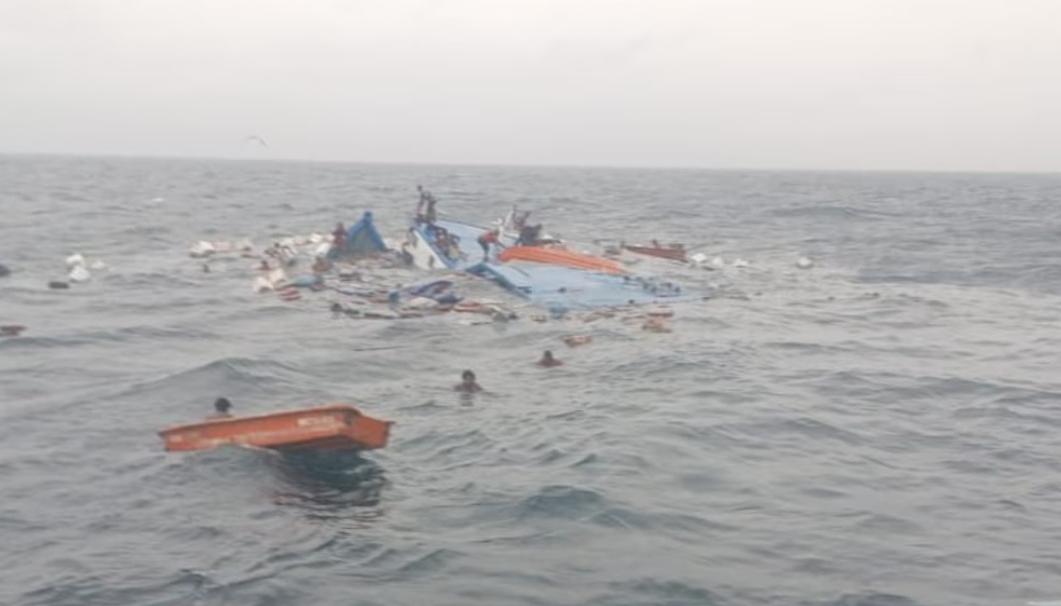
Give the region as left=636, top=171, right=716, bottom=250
left=498, top=246, right=626, bottom=274
left=159, top=405, right=392, bottom=453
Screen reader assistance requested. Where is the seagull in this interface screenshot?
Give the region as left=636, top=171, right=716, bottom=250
left=245, top=135, right=268, bottom=148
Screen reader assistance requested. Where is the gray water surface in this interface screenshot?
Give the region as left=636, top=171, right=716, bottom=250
left=2, top=155, right=1061, bottom=606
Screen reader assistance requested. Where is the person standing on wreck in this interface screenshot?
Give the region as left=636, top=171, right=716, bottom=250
left=416, top=185, right=438, bottom=223
left=477, top=228, right=500, bottom=260
left=516, top=223, right=543, bottom=246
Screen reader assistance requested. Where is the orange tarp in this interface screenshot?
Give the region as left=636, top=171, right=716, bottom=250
left=499, top=246, right=625, bottom=274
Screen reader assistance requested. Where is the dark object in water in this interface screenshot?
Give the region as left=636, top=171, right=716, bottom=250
left=1, top=325, right=27, bottom=337
left=0, top=263, right=10, bottom=277
left=621, top=242, right=687, bottom=262
left=48, top=281, right=70, bottom=289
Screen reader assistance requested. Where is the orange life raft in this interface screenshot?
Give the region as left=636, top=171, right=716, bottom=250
left=498, top=246, right=626, bottom=274
left=159, top=404, right=392, bottom=453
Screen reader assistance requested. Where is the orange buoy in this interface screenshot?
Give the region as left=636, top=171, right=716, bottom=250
left=158, top=404, right=392, bottom=453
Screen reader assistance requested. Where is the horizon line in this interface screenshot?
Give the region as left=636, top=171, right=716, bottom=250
left=1, top=149, right=1059, bottom=177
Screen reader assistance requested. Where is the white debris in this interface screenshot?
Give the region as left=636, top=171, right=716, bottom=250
left=65, top=253, right=86, bottom=268
left=266, top=267, right=288, bottom=287
left=796, top=256, right=815, bottom=269
left=710, top=256, right=725, bottom=269
left=690, top=252, right=709, bottom=266
left=88, top=260, right=108, bottom=271
left=253, top=276, right=273, bottom=293
left=68, top=265, right=91, bottom=283
left=733, top=258, right=750, bottom=268
left=405, top=296, right=440, bottom=310
left=313, top=242, right=332, bottom=258
left=189, top=241, right=215, bottom=258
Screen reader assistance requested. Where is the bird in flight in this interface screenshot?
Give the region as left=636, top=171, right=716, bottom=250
left=245, top=135, right=268, bottom=148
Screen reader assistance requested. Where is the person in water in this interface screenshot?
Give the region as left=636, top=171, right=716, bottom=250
left=332, top=222, right=347, bottom=251
left=454, top=370, right=483, bottom=393
left=537, top=350, right=563, bottom=367
left=209, top=397, right=233, bottom=419
left=312, top=255, right=332, bottom=274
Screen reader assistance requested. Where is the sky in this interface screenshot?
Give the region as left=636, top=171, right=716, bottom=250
left=1, top=0, right=1059, bottom=172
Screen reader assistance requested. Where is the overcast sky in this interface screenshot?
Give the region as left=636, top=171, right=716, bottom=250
left=1, top=0, right=1058, bottom=171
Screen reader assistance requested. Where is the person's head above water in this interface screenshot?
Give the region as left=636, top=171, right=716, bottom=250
left=455, top=369, right=482, bottom=393
left=214, top=397, right=232, bottom=414
left=538, top=350, right=563, bottom=367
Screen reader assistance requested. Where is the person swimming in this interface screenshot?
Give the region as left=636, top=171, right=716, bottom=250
left=454, top=370, right=483, bottom=393
left=209, top=397, right=233, bottom=419
left=537, top=350, right=563, bottom=367
left=332, top=222, right=347, bottom=251
left=312, top=256, right=332, bottom=274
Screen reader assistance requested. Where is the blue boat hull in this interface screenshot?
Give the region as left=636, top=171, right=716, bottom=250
left=406, top=217, right=695, bottom=310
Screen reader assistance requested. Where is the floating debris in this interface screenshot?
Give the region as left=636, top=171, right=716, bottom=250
left=563, top=334, right=593, bottom=347
left=1, top=325, right=27, bottom=337
left=642, top=317, right=672, bottom=333
left=68, top=265, right=91, bottom=283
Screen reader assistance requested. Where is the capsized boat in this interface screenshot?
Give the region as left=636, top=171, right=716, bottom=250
left=403, top=217, right=696, bottom=309
left=498, top=246, right=626, bottom=274
left=622, top=242, right=687, bottom=262
left=159, top=405, right=392, bottom=453
left=470, top=262, right=687, bottom=310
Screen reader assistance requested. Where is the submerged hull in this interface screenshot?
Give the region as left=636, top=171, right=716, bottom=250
left=498, top=246, right=626, bottom=274
left=405, top=217, right=695, bottom=309
left=159, top=405, right=392, bottom=453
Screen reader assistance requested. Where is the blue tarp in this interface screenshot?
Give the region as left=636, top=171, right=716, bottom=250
left=331, top=211, right=388, bottom=259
